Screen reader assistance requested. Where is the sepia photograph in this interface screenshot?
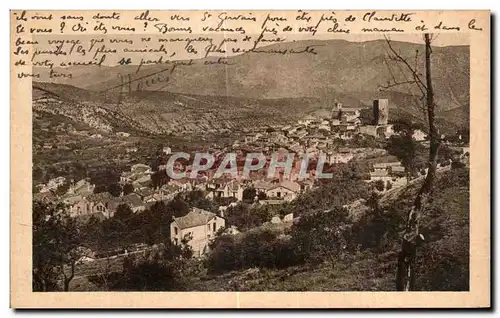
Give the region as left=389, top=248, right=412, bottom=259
left=10, top=9, right=490, bottom=308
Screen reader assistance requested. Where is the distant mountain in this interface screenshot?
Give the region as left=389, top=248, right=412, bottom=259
left=32, top=82, right=328, bottom=135
left=34, top=39, right=470, bottom=134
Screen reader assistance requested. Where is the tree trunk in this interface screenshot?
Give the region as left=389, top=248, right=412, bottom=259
left=63, top=262, right=75, bottom=291
left=396, top=33, right=440, bottom=291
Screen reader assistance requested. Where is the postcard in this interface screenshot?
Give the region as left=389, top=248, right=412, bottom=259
left=10, top=9, right=490, bottom=308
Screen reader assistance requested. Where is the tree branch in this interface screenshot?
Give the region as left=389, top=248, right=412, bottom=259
left=379, top=80, right=419, bottom=90
left=383, top=35, right=428, bottom=97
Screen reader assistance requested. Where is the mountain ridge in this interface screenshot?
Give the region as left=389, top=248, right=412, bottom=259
left=33, top=39, right=469, bottom=135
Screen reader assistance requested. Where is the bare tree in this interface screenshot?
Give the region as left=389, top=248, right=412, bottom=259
left=380, top=34, right=440, bottom=291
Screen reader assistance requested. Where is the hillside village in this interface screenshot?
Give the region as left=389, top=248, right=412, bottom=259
left=28, top=32, right=474, bottom=294
left=33, top=98, right=470, bottom=260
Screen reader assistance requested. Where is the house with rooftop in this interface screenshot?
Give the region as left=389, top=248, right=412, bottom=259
left=326, top=150, right=354, bottom=164
left=63, top=194, right=90, bottom=217
left=206, top=180, right=244, bottom=201
left=131, top=163, right=152, bottom=174
left=67, top=179, right=95, bottom=196
left=369, top=161, right=407, bottom=187
left=298, top=115, right=316, bottom=127
left=86, top=192, right=121, bottom=218
left=265, top=180, right=301, bottom=201
left=121, top=193, right=146, bottom=213
left=170, top=207, right=226, bottom=257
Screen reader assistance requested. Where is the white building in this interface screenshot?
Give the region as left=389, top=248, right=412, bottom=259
left=265, top=180, right=301, bottom=201
left=170, top=208, right=226, bottom=257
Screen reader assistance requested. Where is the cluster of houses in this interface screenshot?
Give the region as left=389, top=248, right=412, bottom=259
left=33, top=96, right=471, bottom=261
left=34, top=99, right=415, bottom=222
left=33, top=160, right=314, bottom=223
left=233, top=99, right=428, bottom=168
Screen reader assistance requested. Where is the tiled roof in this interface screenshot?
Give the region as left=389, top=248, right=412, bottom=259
left=86, top=192, right=114, bottom=203
left=391, top=166, right=406, bottom=173
left=62, top=194, right=83, bottom=204
left=33, top=191, right=57, bottom=201
left=136, top=187, right=154, bottom=197
left=122, top=193, right=144, bottom=208
left=370, top=170, right=389, bottom=177
left=269, top=180, right=301, bottom=193
left=374, top=162, right=402, bottom=169
left=253, top=180, right=273, bottom=190
left=173, top=207, right=216, bottom=230
left=131, top=163, right=151, bottom=173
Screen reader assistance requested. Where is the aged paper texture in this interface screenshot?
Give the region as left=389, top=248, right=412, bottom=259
left=11, top=10, right=490, bottom=308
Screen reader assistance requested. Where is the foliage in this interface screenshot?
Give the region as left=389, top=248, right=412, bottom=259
left=205, top=235, right=240, bottom=273
left=203, top=168, right=470, bottom=292
left=224, top=202, right=287, bottom=231
left=242, top=187, right=257, bottom=202
left=374, top=179, right=385, bottom=192
left=356, top=168, right=470, bottom=290
left=213, top=196, right=238, bottom=207
left=33, top=200, right=85, bottom=291
left=386, top=134, right=426, bottom=177
left=257, top=191, right=268, bottom=200
left=93, top=184, right=107, bottom=194
left=206, top=227, right=300, bottom=274
left=55, top=181, right=71, bottom=196
left=144, top=201, right=174, bottom=244
left=168, top=196, right=190, bottom=217
left=225, top=203, right=261, bottom=231
left=291, top=207, right=355, bottom=267
left=181, top=190, right=218, bottom=213
left=107, top=183, right=122, bottom=197
left=88, top=167, right=121, bottom=192
left=114, top=204, right=134, bottom=221
left=121, top=241, right=193, bottom=291
left=123, top=183, right=134, bottom=195
left=293, top=162, right=370, bottom=217
left=151, top=170, right=170, bottom=189
left=348, top=134, right=381, bottom=148
left=451, top=160, right=466, bottom=170
left=392, top=118, right=424, bottom=136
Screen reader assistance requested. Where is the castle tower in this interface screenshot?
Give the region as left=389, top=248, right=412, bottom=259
left=332, top=101, right=343, bottom=121
left=373, top=99, right=389, bottom=125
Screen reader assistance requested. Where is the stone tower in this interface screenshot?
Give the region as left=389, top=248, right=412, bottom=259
left=373, top=99, right=389, bottom=125
left=332, top=101, right=343, bottom=121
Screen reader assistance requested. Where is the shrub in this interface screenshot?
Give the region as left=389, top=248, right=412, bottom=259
left=374, top=179, right=385, bottom=192
left=206, top=227, right=302, bottom=274
left=121, top=241, right=192, bottom=291
left=291, top=207, right=354, bottom=268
